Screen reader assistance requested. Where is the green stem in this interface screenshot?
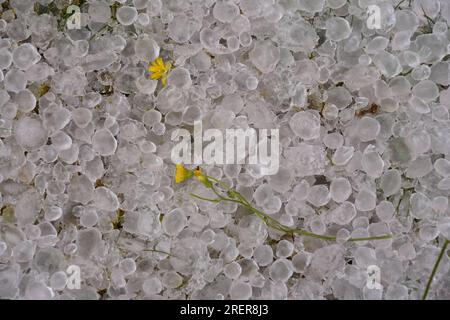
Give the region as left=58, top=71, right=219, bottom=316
left=348, top=235, right=392, bottom=241
left=210, top=185, right=243, bottom=205
left=422, top=239, right=449, bottom=300
left=292, top=229, right=338, bottom=241
left=246, top=202, right=390, bottom=241
left=190, top=193, right=220, bottom=203
left=400, top=68, right=413, bottom=76
left=395, top=0, right=407, bottom=10
left=207, top=176, right=232, bottom=189
left=237, top=188, right=390, bottom=242
left=142, top=248, right=173, bottom=257
left=193, top=174, right=393, bottom=243
left=89, top=24, right=112, bottom=41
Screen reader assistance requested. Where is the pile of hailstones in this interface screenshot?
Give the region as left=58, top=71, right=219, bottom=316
left=0, top=0, right=450, bottom=300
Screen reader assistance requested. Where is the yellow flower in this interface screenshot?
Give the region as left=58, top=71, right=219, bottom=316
left=175, top=164, right=193, bottom=183
left=148, top=57, right=172, bottom=86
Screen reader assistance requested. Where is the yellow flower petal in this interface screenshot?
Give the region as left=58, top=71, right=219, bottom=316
left=148, top=65, right=161, bottom=72
left=175, top=164, right=193, bottom=183
left=148, top=57, right=172, bottom=86
left=155, top=57, right=164, bottom=68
